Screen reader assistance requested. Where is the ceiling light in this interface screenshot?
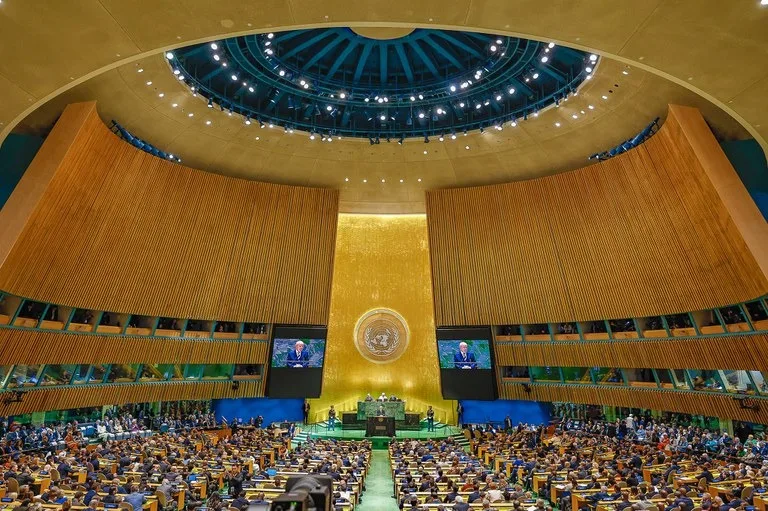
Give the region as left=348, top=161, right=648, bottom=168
left=222, top=62, right=228, bottom=67
left=267, top=33, right=274, bottom=39
left=572, top=114, right=578, bottom=119
left=213, top=54, right=220, bottom=61
left=245, top=118, right=251, bottom=125
left=589, top=54, right=598, bottom=61
left=300, top=79, right=306, bottom=86
left=381, top=179, right=385, bottom=183
left=495, top=125, right=502, bottom=131
left=586, top=74, right=592, bottom=80
left=490, top=45, right=497, bottom=52
left=377, top=98, right=384, bottom=103
left=365, top=98, right=371, bottom=103
left=248, top=86, right=254, bottom=93
left=418, top=178, right=422, bottom=182
left=231, top=74, right=238, bottom=81
left=146, top=81, right=152, bottom=86
left=380, top=114, right=386, bottom=121
left=586, top=66, right=592, bottom=73
left=210, top=43, right=218, bottom=50
left=410, top=96, right=416, bottom=101
left=533, top=111, right=539, bottom=117
left=255, top=136, right=260, bottom=141
left=495, top=95, right=502, bottom=101
left=310, top=134, right=316, bottom=140
left=173, top=69, right=180, bottom=75
left=418, top=112, right=425, bottom=119
left=602, top=95, right=608, bottom=100
left=541, top=56, right=549, bottom=63
left=450, top=134, right=457, bottom=140
left=383, top=97, right=388, bottom=102
left=450, top=85, right=456, bottom=92
left=761, top=0, right=767, bottom=4
left=465, top=145, right=470, bottom=150
left=165, top=52, right=174, bottom=59
left=475, top=104, right=482, bottom=110
left=555, top=122, right=561, bottom=127
left=483, top=100, right=490, bottom=106
left=459, top=102, right=465, bottom=108
left=423, top=151, right=427, bottom=155
left=510, top=121, right=517, bottom=127
left=339, top=93, right=346, bottom=99
left=137, top=68, right=144, bottom=73
left=533, top=73, right=539, bottom=79
left=303, top=83, right=309, bottom=89
left=548, top=42, right=555, bottom=49
left=436, top=108, right=444, bottom=114
left=418, top=94, right=424, bottom=100
left=508, top=88, right=515, bottom=94
left=268, top=123, right=274, bottom=128
left=207, top=99, right=213, bottom=108
left=265, top=49, right=273, bottom=55
left=177, top=75, right=185, bottom=81
left=205, top=120, right=211, bottom=125
left=363, top=179, right=367, bottom=183
left=158, top=93, right=164, bottom=98
left=326, top=105, right=333, bottom=111
left=188, top=113, right=194, bottom=117
left=345, top=177, right=349, bottom=182
left=623, top=70, right=629, bottom=75
left=171, top=103, right=178, bottom=108
left=264, top=41, right=271, bottom=46
left=588, top=105, right=595, bottom=109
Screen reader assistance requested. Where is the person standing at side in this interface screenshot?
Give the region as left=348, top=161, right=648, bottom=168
left=303, top=400, right=310, bottom=424
left=426, top=406, right=435, bottom=432
left=328, top=405, right=336, bottom=431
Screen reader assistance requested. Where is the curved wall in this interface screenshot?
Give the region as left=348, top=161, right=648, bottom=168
left=427, top=106, right=768, bottom=325
left=0, top=102, right=338, bottom=324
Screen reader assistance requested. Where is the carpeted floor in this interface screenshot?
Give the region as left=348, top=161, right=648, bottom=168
left=357, top=450, right=399, bottom=510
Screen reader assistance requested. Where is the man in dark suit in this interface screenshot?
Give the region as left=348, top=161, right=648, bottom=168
left=286, top=340, right=310, bottom=368
left=453, top=495, right=470, bottom=511
left=453, top=342, right=477, bottom=369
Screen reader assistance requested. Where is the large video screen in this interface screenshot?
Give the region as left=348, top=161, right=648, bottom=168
left=437, top=327, right=496, bottom=400
left=270, top=338, right=326, bottom=368
left=267, top=326, right=327, bottom=398
left=437, top=340, right=492, bottom=369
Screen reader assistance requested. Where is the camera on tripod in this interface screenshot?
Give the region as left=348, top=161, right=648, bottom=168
left=248, top=475, right=333, bottom=511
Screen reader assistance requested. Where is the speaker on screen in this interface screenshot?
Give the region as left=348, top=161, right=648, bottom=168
left=266, top=325, right=327, bottom=398
left=436, top=327, right=497, bottom=400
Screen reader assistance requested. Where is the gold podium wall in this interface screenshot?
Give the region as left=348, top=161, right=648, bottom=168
left=312, top=214, right=454, bottom=424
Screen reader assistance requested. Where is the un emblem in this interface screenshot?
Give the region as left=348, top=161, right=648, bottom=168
left=354, top=308, right=410, bottom=364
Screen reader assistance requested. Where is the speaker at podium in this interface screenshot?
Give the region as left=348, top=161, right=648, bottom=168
left=366, top=415, right=395, bottom=437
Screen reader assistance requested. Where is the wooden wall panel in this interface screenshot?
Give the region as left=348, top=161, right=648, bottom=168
left=493, top=334, right=768, bottom=372
left=426, top=106, right=768, bottom=325
left=0, top=380, right=264, bottom=416
left=0, top=102, right=338, bottom=324
left=0, top=329, right=269, bottom=365
left=498, top=383, right=768, bottom=423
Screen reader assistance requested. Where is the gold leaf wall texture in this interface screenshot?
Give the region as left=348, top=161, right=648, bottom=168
left=312, top=214, right=455, bottom=424
left=426, top=106, right=768, bottom=325
left=0, top=102, right=338, bottom=325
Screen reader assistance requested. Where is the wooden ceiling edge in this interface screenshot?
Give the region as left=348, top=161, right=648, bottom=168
left=2, top=23, right=765, bottom=158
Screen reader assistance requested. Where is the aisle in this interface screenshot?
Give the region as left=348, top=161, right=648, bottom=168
left=357, top=449, right=398, bottom=510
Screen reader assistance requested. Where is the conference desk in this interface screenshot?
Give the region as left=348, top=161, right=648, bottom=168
left=357, top=401, right=405, bottom=420
left=366, top=416, right=395, bottom=437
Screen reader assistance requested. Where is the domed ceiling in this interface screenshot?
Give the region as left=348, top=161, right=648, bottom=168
left=168, top=28, right=594, bottom=140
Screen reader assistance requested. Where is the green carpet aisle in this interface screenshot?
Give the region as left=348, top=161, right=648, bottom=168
left=357, top=449, right=398, bottom=510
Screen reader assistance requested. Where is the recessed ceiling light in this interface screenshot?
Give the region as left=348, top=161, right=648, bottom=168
left=548, top=42, right=555, bottom=49
left=213, top=54, right=220, bottom=61
left=423, top=150, right=428, bottom=155
left=137, top=68, right=144, bottom=73
left=588, top=105, right=595, bottom=109
left=345, top=177, right=349, bottom=182
left=449, top=85, right=456, bottom=92
left=533, top=73, right=539, bottom=79
left=465, top=145, right=470, bottom=150
left=210, top=43, right=218, bottom=50
left=554, top=122, right=561, bottom=127
left=158, top=93, right=164, bottom=98
left=172, top=103, right=178, bottom=107
left=267, top=33, right=274, bottom=39
left=490, top=45, right=497, bottom=52
left=623, top=70, right=629, bottom=75
left=400, top=179, right=404, bottom=183
left=188, top=113, right=194, bottom=117
left=602, top=95, right=608, bottom=100
left=146, top=81, right=152, bottom=86
left=173, top=69, right=181, bottom=75
left=589, top=54, right=598, bottom=61
left=205, top=120, right=211, bottom=125
left=585, top=66, right=592, bottom=73
left=255, top=136, right=260, bottom=140
left=417, top=178, right=422, bottom=182
left=541, top=56, right=549, bottom=63
left=339, top=93, right=346, bottom=99
left=510, top=121, right=517, bottom=127
left=165, top=52, right=174, bottom=60
left=381, top=179, right=385, bottom=183
left=363, top=179, right=367, bottom=183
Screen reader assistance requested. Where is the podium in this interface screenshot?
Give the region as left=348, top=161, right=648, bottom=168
left=366, top=415, right=395, bottom=437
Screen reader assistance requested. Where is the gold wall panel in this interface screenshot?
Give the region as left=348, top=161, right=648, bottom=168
left=0, top=102, right=338, bottom=325
left=312, top=214, right=454, bottom=424
left=426, top=106, right=768, bottom=325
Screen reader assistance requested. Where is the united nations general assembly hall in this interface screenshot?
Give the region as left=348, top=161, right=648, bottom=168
left=1, top=2, right=768, bottom=511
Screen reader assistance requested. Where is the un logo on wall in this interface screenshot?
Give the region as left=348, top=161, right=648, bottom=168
left=354, top=308, right=410, bottom=364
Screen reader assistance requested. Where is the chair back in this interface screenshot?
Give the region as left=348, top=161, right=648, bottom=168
left=7, top=477, right=19, bottom=493
left=120, top=503, right=134, bottom=511
left=155, top=490, right=168, bottom=507
left=742, top=486, right=754, bottom=502
left=50, top=468, right=61, bottom=481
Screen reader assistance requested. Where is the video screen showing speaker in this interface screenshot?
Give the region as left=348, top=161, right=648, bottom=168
left=437, top=327, right=496, bottom=400
left=267, top=325, right=327, bottom=398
